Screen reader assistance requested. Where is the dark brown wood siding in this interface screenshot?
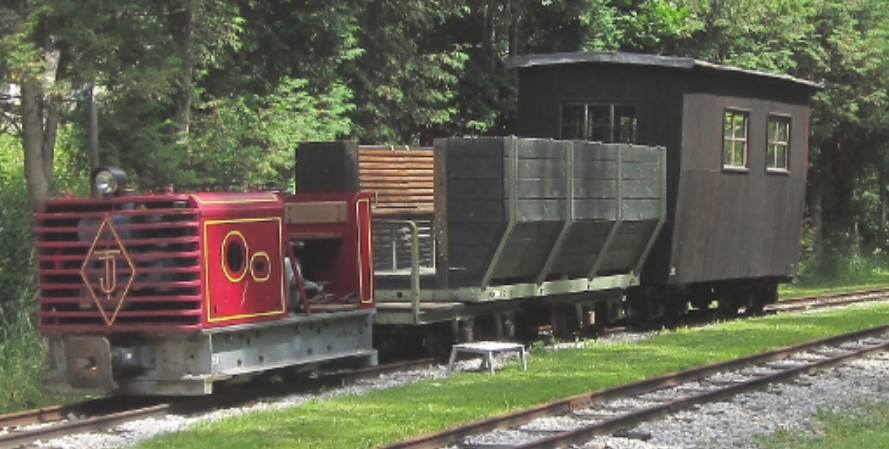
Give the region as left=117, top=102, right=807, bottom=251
left=671, top=73, right=810, bottom=284
left=513, top=63, right=812, bottom=286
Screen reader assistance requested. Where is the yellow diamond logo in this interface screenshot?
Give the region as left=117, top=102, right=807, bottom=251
left=80, top=217, right=137, bottom=326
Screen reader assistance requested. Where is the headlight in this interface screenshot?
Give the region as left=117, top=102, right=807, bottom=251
left=92, top=166, right=128, bottom=197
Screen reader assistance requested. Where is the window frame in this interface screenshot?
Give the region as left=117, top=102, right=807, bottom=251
left=722, top=108, right=750, bottom=172
left=559, top=102, right=638, bottom=143
left=766, top=113, right=792, bottom=174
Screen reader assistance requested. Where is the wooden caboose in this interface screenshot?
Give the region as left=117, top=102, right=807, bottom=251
left=506, top=52, right=820, bottom=314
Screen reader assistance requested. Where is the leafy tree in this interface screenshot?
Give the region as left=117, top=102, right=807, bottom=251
left=189, top=77, right=353, bottom=186
left=346, top=0, right=467, bottom=144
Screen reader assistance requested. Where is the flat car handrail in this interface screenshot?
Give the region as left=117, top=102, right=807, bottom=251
left=374, top=219, right=421, bottom=322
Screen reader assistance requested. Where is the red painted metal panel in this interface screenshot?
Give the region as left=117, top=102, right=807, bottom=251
left=202, top=216, right=286, bottom=326
left=283, top=192, right=376, bottom=310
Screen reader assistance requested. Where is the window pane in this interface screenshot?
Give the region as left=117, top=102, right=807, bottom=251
left=561, top=105, right=584, bottom=139
left=562, top=102, right=638, bottom=144
left=723, top=110, right=748, bottom=168
left=733, top=114, right=746, bottom=139
left=588, top=105, right=611, bottom=142
left=614, top=105, right=637, bottom=143
left=776, top=146, right=786, bottom=169
left=767, top=116, right=791, bottom=170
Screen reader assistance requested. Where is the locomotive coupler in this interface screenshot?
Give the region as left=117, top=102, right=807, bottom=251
left=52, top=336, right=115, bottom=393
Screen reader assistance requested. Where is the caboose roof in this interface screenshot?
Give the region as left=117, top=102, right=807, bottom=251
left=504, top=52, right=822, bottom=90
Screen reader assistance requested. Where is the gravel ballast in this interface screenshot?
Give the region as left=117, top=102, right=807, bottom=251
left=28, top=332, right=889, bottom=449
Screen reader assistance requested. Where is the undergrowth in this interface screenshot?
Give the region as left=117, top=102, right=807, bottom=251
left=760, top=401, right=889, bottom=449
left=0, top=131, right=84, bottom=412
left=780, top=251, right=889, bottom=298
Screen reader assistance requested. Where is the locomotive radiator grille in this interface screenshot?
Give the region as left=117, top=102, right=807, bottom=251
left=36, top=195, right=203, bottom=333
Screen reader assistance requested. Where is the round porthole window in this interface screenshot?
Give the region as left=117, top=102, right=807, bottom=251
left=251, top=252, right=271, bottom=282
left=222, top=231, right=248, bottom=282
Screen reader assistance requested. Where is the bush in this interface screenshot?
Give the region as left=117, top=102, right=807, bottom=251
left=0, top=133, right=49, bottom=412
left=0, top=131, right=84, bottom=412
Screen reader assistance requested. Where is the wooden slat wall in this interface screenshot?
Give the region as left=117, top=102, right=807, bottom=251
left=358, top=146, right=434, bottom=217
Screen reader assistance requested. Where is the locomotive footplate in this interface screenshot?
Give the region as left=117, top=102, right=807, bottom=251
left=44, top=310, right=377, bottom=396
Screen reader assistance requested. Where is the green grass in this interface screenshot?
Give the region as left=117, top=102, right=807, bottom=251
left=780, top=253, right=889, bottom=299
left=759, top=401, right=889, bottom=449
left=780, top=279, right=889, bottom=299
left=133, top=302, right=889, bottom=449
left=0, top=315, right=60, bottom=412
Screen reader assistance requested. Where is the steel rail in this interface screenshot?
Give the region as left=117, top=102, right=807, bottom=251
left=0, top=358, right=433, bottom=449
left=378, top=325, right=889, bottom=449
left=0, top=396, right=166, bottom=429
left=768, top=287, right=889, bottom=312
left=0, top=404, right=171, bottom=449
left=514, top=333, right=889, bottom=449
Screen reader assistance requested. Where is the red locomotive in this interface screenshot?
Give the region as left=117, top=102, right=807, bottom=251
left=35, top=167, right=376, bottom=395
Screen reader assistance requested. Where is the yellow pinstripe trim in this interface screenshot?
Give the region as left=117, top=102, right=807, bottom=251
left=357, top=197, right=374, bottom=304
left=203, top=216, right=286, bottom=323
left=194, top=193, right=278, bottom=205
left=220, top=230, right=248, bottom=283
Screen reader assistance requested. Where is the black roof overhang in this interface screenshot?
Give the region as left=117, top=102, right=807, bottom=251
left=504, top=52, right=823, bottom=91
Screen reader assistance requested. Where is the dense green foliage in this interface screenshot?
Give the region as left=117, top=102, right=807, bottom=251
left=0, top=133, right=79, bottom=411
left=131, top=303, right=889, bottom=449
left=1, top=0, right=889, bottom=414
left=0, top=0, right=886, bottom=256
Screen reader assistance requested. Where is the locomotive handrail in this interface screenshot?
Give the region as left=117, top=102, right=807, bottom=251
left=374, top=219, right=421, bottom=322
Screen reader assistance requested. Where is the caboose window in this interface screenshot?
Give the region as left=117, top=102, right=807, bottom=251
left=560, top=103, right=637, bottom=143
left=767, top=115, right=791, bottom=172
left=723, top=110, right=749, bottom=169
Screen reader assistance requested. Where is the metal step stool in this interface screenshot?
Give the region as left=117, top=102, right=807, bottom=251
left=447, top=341, right=528, bottom=375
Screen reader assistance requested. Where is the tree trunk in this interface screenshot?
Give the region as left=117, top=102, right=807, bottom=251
left=879, top=162, right=887, bottom=249
left=173, top=0, right=195, bottom=136
left=507, top=0, right=518, bottom=56
left=812, top=181, right=824, bottom=270
left=482, top=4, right=493, bottom=69
left=88, top=82, right=100, bottom=196
left=21, top=78, right=50, bottom=207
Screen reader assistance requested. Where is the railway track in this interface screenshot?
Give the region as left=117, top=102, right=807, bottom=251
left=381, top=326, right=889, bottom=449
left=767, top=287, right=889, bottom=313
left=3, top=287, right=889, bottom=449
left=0, top=359, right=433, bottom=449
